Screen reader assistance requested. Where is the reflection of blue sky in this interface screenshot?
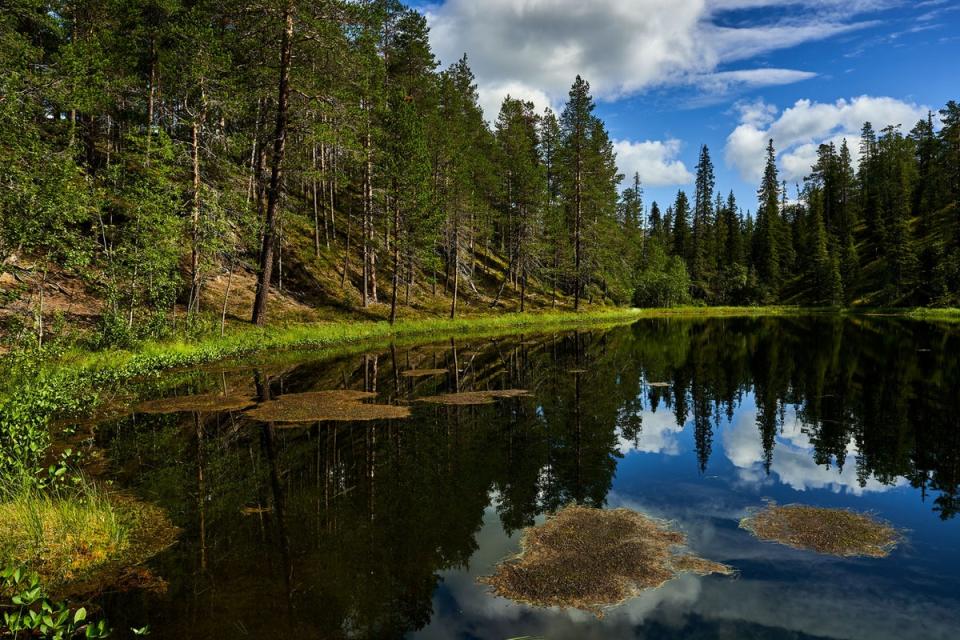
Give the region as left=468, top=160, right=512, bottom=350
left=619, top=393, right=904, bottom=494
left=722, top=397, right=906, bottom=495
left=412, top=504, right=960, bottom=640
left=412, top=389, right=960, bottom=640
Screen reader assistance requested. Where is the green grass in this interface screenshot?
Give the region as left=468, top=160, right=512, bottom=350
left=0, top=474, right=176, bottom=590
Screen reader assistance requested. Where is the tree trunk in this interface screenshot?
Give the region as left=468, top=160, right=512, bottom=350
left=574, top=153, right=582, bottom=311
left=520, top=266, right=527, bottom=312
left=221, top=260, right=234, bottom=338
left=312, top=143, right=321, bottom=257
left=252, top=6, right=294, bottom=326
left=389, top=198, right=400, bottom=324
left=342, top=202, right=352, bottom=289
left=145, top=40, right=156, bottom=166
left=450, top=227, right=459, bottom=319
left=190, top=117, right=202, bottom=313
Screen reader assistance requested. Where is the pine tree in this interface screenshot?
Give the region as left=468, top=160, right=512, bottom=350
left=672, top=190, right=691, bottom=264
left=692, top=144, right=715, bottom=284
left=754, top=139, right=781, bottom=299
left=559, top=75, right=595, bottom=310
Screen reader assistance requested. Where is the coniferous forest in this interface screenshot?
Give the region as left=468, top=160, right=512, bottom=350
left=5, top=3, right=960, bottom=638
left=2, top=1, right=960, bottom=345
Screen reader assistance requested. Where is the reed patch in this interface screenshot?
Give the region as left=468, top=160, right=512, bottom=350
left=480, top=505, right=733, bottom=616
left=739, top=503, right=901, bottom=558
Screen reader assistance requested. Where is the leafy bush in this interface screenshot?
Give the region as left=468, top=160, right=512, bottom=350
left=633, top=244, right=692, bottom=308
left=1, top=566, right=109, bottom=639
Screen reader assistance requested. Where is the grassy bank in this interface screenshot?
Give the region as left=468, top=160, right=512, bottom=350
left=1, top=309, right=647, bottom=475
left=0, top=473, right=177, bottom=592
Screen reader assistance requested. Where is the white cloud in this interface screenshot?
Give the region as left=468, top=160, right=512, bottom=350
left=613, top=139, right=695, bottom=187
left=695, top=69, right=818, bottom=94
left=725, top=95, right=929, bottom=182
left=424, top=0, right=893, bottom=120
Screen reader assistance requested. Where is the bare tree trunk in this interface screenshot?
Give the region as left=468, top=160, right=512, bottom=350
left=330, top=134, right=337, bottom=241
left=36, top=270, right=46, bottom=348
left=252, top=5, right=294, bottom=326
left=342, top=202, right=352, bottom=289
left=312, top=143, right=321, bottom=257
left=221, top=260, right=234, bottom=338
left=190, top=117, right=202, bottom=312
left=389, top=198, right=400, bottom=324
left=520, top=266, right=527, bottom=312
left=405, top=252, right=412, bottom=306
left=574, top=154, right=582, bottom=311
left=362, top=202, right=369, bottom=306
left=450, top=224, right=459, bottom=320
left=246, top=98, right=263, bottom=208
left=145, top=40, right=156, bottom=166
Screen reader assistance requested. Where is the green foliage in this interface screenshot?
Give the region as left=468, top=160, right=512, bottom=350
left=633, top=242, right=692, bottom=308
left=1, top=566, right=110, bottom=639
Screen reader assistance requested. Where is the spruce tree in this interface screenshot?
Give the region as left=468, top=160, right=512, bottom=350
left=673, top=190, right=691, bottom=265
left=559, top=76, right=596, bottom=310
left=754, top=139, right=781, bottom=299
left=692, top=144, right=715, bottom=284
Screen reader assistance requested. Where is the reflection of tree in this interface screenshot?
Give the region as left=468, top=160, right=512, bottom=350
left=91, top=317, right=960, bottom=637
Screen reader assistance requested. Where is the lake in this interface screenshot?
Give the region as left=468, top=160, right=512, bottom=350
left=87, top=316, right=960, bottom=639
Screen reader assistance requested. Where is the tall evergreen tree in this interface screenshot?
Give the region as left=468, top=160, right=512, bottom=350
left=692, top=144, right=715, bottom=284
left=754, top=139, right=782, bottom=299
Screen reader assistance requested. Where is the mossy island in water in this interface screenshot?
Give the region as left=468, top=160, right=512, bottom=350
left=244, top=390, right=411, bottom=423
left=480, top=504, right=733, bottom=617
left=739, top=503, right=901, bottom=558
left=135, top=393, right=257, bottom=414
left=418, top=389, right=532, bottom=406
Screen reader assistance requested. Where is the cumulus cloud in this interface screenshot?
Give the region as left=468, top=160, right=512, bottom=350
left=725, top=95, right=929, bottom=182
left=613, top=139, right=695, bottom=187
left=424, top=0, right=892, bottom=120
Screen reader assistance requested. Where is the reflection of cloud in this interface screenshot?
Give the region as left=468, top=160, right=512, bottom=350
left=413, top=506, right=706, bottom=639
left=413, top=503, right=960, bottom=640
left=722, top=406, right=905, bottom=495
left=618, top=409, right=688, bottom=456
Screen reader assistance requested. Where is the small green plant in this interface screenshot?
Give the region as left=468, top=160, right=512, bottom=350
left=0, top=566, right=110, bottom=639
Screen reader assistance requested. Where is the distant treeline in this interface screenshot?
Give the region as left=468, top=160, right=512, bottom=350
left=2, top=2, right=959, bottom=340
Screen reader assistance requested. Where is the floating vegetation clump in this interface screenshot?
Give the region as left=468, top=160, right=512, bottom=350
left=739, top=503, right=901, bottom=558
left=244, top=390, right=411, bottom=423
left=480, top=505, right=733, bottom=616
left=399, top=369, right=448, bottom=378
left=418, top=389, right=532, bottom=406
left=136, top=393, right=257, bottom=414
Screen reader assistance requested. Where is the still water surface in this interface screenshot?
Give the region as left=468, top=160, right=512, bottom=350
left=90, top=317, right=960, bottom=639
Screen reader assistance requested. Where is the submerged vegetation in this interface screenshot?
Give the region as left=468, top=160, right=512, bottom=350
left=740, top=503, right=901, bottom=558
left=480, top=505, right=733, bottom=616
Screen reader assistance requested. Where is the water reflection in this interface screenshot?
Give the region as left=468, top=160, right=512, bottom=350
left=90, top=317, right=960, bottom=638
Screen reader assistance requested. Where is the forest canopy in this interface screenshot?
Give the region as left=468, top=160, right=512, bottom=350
left=2, top=0, right=959, bottom=345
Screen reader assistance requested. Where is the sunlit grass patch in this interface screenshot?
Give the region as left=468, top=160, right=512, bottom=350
left=739, top=503, right=901, bottom=558
left=479, top=505, right=733, bottom=617
left=245, top=390, right=411, bottom=423
left=0, top=481, right=177, bottom=591
left=418, top=389, right=532, bottom=406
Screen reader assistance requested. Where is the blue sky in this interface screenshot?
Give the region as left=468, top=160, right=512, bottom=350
left=410, top=0, right=960, bottom=215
